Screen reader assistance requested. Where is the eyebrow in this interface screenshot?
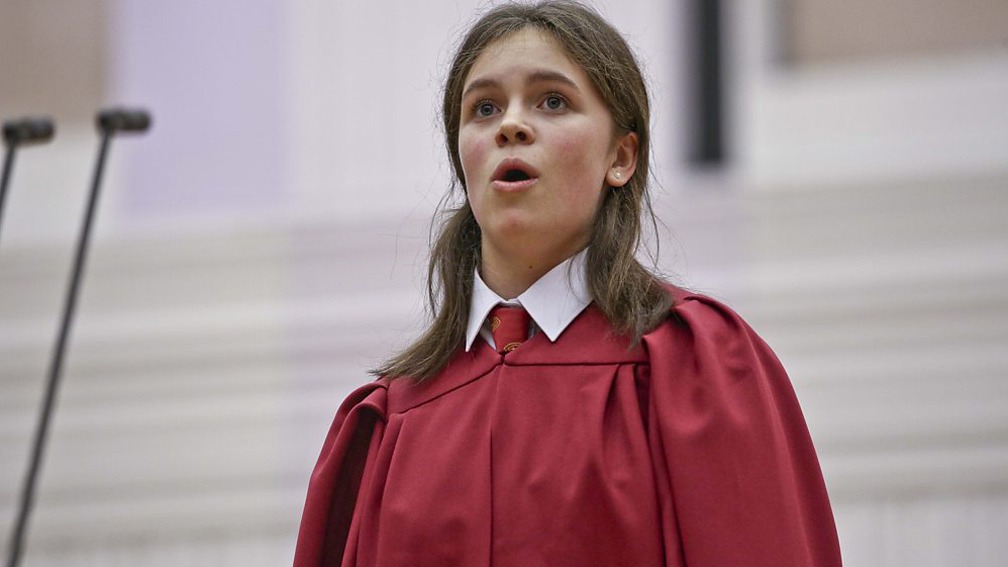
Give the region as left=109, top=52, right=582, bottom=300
left=461, top=70, right=580, bottom=100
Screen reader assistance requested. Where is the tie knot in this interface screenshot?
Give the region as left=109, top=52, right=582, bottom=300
left=488, top=305, right=531, bottom=354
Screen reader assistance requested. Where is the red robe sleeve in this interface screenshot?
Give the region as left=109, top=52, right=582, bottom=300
left=293, top=381, right=388, bottom=567
left=644, top=292, right=842, bottom=566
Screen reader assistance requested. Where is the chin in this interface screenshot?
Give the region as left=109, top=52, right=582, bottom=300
left=485, top=213, right=540, bottom=240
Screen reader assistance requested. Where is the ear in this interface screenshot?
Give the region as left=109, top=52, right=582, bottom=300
left=605, top=131, right=639, bottom=188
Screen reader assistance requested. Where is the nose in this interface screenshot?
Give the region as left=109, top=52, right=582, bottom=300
left=496, top=108, right=535, bottom=146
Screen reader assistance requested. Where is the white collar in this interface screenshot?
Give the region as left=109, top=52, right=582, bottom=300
left=465, top=249, right=591, bottom=352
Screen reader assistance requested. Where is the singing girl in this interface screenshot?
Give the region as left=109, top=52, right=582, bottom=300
left=295, top=2, right=841, bottom=565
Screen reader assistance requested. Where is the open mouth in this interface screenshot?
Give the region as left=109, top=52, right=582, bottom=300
left=502, top=169, right=532, bottom=182
left=491, top=159, right=539, bottom=187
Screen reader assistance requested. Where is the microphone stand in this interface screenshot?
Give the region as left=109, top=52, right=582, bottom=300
left=0, top=142, right=14, bottom=235
left=5, top=109, right=150, bottom=567
left=0, top=118, right=55, bottom=241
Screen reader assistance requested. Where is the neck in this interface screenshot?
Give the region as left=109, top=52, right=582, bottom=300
left=479, top=238, right=585, bottom=300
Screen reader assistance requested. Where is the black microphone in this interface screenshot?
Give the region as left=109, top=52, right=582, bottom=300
left=5, top=107, right=151, bottom=567
left=3, top=117, right=55, bottom=146
left=1, top=117, right=56, bottom=239
left=97, top=108, right=152, bottom=134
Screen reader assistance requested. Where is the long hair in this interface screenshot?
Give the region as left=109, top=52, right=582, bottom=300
left=373, top=0, right=672, bottom=381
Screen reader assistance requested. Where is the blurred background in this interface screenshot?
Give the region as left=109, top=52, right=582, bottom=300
left=1, top=0, right=1007, bottom=565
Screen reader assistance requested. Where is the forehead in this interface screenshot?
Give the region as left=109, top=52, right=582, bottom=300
left=464, top=27, right=584, bottom=86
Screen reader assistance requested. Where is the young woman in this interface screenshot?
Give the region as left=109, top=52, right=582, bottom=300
left=294, top=2, right=841, bottom=565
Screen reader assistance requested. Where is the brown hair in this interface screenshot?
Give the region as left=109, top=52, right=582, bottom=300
left=373, top=0, right=672, bottom=381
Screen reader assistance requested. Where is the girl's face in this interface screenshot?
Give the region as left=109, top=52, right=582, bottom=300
left=458, top=27, right=636, bottom=264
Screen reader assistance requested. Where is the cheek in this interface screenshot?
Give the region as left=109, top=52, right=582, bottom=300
left=549, top=128, right=610, bottom=230
left=458, top=130, right=491, bottom=226
left=553, top=128, right=610, bottom=197
left=458, top=130, right=489, bottom=187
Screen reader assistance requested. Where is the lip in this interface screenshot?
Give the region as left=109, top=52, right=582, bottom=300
left=490, top=158, right=540, bottom=192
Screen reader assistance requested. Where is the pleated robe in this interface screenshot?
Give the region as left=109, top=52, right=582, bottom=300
left=294, top=288, right=842, bottom=566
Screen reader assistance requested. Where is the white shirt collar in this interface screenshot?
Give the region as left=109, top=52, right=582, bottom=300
left=465, top=249, right=591, bottom=351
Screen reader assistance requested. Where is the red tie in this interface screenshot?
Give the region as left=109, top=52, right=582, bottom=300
left=488, top=305, right=531, bottom=354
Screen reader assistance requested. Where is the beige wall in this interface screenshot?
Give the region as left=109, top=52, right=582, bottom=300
left=785, top=0, right=1008, bottom=65
left=0, top=0, right=107, bottom=121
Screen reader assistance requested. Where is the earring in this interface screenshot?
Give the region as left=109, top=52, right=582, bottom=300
left=614, top=171, right=622, bottom=179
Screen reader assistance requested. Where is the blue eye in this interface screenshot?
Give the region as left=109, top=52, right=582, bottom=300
left=475, top=101, right=497, bottom=118
left=542, top=94, right=566, bottom=110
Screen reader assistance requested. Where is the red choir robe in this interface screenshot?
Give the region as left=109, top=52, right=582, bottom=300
left=294, top=287, right=842, bottom=566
